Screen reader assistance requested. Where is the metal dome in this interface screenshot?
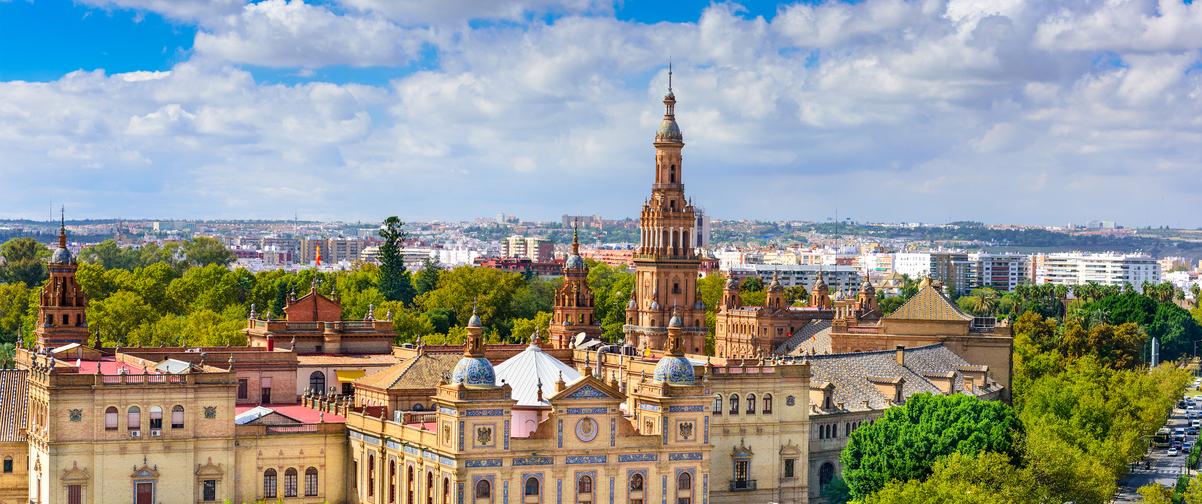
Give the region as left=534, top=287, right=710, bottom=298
left=50, top=247, right=72, bottom=264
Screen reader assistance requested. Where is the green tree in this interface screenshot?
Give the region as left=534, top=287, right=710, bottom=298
left=740, top=276, right=764, bottom=292
left=182, top=236, right=235, bottom=267
left=87, top=290, right=156, bottom=346
left=78, top=239, right=139, bottom=269
left=1148, top=301, right=1202, bottom=361
left=0, top=282, right=32, bottom=343
left=784, top=285, right=809, bottom=306
left=586, top=261, right=635, bottom=342
left=840, top=393, right=1021, bottom=499
left=414, top=257, right=441, bottom=295
left=863, top=451, right=1050, bottom=504
left=510, top=312, right=552, bottom=343
left=378, top=217, right=416, bottom=305
left=0, top=237, right=50, bottom=287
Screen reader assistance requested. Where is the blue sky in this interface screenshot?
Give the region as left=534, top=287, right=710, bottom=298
left=1, top=0, right=1201, bottom=226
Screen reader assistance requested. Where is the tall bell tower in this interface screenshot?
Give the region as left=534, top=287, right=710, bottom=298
left=36, top=209, right=88, bottom=349
left=624, top=66, right=706, bottom=354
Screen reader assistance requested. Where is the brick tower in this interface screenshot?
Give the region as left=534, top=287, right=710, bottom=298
left=624, top=66, right=706, bottom=354
left=549, top=222, right=601, bottom=348
left=36, top=210, right=88, bottom=349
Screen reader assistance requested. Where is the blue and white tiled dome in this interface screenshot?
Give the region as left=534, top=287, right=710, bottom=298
left=451, top=356, right=495, bottom=387
left=653, top=355, right=695, bottom=385
left=50, top=247, right=72, bottom=264
left=565, top=254, right=585, bottom=271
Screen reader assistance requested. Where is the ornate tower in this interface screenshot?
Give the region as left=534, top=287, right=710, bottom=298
left=549, top=223, right=601, bottom=348
left=36, top=211, right=88, bottom=349
left=625, top=66, right=706, bottom=354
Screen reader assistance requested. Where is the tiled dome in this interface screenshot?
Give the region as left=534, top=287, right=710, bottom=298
left=565, top=254, right=585, bottom=271
left=50, top=247, right=72, bottom=264
left=451, top=357, right=495, bottom=387
left=653, top=355, right=695, bottom=385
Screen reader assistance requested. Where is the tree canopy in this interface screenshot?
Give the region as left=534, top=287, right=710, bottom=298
left=840, top=393, right=1022, bottom=499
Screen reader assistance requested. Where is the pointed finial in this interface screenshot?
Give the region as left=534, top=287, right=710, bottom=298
left=668, top=58, right=673, bottom=93
left=58, top=206, right=67, bottom=248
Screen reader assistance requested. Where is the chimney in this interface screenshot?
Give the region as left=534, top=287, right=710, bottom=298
left=266, top=334, right=275, bottom=352
left=894, top=345, right=905, bottom=366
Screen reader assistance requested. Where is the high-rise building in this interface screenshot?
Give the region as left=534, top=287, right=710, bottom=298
left=500, top=235, right=553, bottom=262
left=1034, top=252, right=1161, bottom=291
left=968, top=253, right=1030, bottom=292
left=624, top=73, right=706, bottom=354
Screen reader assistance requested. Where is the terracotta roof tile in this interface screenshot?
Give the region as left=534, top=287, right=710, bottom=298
left=885, top=285, right=973, bottom=322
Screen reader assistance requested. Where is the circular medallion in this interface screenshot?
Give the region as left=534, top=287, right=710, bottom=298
left=575, top=417, right=599, bottom=443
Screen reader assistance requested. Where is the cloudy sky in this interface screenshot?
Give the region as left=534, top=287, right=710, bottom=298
left=1, top=0, right=1200, bottom=226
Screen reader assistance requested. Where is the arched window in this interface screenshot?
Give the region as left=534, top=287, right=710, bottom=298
left=407, top=466, right=415, bottom=504
left=305, top=467, right=319, bottom=497
left=746, top=394, right=756, bottom=414
left=171, top=405, right=185, bottom=429
left=443, top=477, right=451, bottom=504
left=367, top=455, right=375, bottom=497
left=630, top=474, right=644, bottom=492
left=819, top=463, right=835, bottom=489
left=264, top=469, right=278, bottom=498
left=525, top=477, right=540, bottom=496
left=763, top=394, right=773, bottom=414
left=729, top=394, right=739, bottom=415
left=148, top=406, right=163, bottom=429
left=309, top=371, right=326, bottom=394
left=104, top=406, right=118, bottom=431
left=712, top=394, right=722, bottom=415
left=578, top=475, right=593, bottom=494
left=127, top=406, right=141, bottom=431
left=678, top=472, right=692, bottom=490
left=427, top=471, right=434, bottom=504
left=389, top=461, right=397, bottom=503
left=475, top=480, right=491, bottom=499
left=284, top=468, right=298, bottom=497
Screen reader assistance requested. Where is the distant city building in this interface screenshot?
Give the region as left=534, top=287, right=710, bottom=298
left=500, top=235, right=554, bottom=262
left=967, top=253, right=1030, bottom=292
left=475, top=257, right=563, bottom=277
left=579, top=247, right=634, bottom=268
left=1034, top=252, right=1161, bottom=291
left=726, top=264, right=862, bottom=294
left=561, top=214, right=603, bottom=229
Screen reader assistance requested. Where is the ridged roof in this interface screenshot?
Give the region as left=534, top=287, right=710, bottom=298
left=494, top=342, right=580, bottom=407
left=355, top=353, right=462, bottom=391
left=775, top=320, right=832, bottom=355
left=0, top=370, right=28, bottom=442
left=806, top=344, right=1000, bottom=413
left=885, top=284, right=973, bottom=321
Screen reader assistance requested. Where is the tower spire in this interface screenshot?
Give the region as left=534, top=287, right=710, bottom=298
left=58, top=206, right=66, bottom=248
left=668, top=59, right=673, bottom=94
left=571, top=218, right=580, bottom=255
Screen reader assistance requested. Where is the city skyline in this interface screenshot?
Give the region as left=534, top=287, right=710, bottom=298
left=2, top=1, right=1201, bottom=226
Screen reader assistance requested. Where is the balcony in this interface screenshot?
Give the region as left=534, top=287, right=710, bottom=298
left=729, top=480, right=757, bottom=491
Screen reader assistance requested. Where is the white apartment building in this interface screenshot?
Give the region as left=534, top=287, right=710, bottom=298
left=500, top=235, right=553, bottom=262
left=893, top=253, right=932, bottom=279
left=1035, top=252, right=1161, bottom=291
left=726, top=263, right=862, bottom=294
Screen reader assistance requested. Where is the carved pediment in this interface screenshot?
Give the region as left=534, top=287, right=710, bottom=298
left=131, top=459, right=159, bottom=480
left=62, top=461, right=90, bottom=484
left=195, top=457, right=224, bottom=478
left=549, top=374, right=623, bottom=403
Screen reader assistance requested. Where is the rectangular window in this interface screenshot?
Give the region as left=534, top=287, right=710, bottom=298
left=67, top=484, right=82, bottom=504
left=237, top=379, right=248, bottom=400
left=261, top=387, right=272, bottom=404
left=203, top=480, right=216, bottom=502
left=2, top=458, right=11, bottom=473
left=784, top=459, right=795, bottom=479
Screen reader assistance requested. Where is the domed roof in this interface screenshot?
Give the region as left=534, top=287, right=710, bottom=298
left=768, top=273, right=784, bottom=292
left=494, top=342, right=580, bottom=407
left=565, top=254, right=585, bottom=271
left=50, top=247, right=73, bottom=264
left=627, top=297, right=637, bottom=310
left=668, top=313, right=683, bottom=328
left=451, top=357, right=495, bottom=387
left=467, top=310, right=482, bottom=328
left=653, top=355, right=695, bottom=385
left=860, top=278, right=875, bottom=293
left=813, top=275, right=827, bottom=290
left=656, top=117, right=683, bottom=142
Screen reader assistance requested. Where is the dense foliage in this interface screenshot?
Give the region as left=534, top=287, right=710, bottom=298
left=0, top=233, right=637, bottom=354
left=840, top=393, right=1022, bottom=499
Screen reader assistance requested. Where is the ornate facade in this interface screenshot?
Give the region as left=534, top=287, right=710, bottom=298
left=625, top=74, right=707, bottom=354
left=343, top=311, right=712, bottom=504
left=549, top=225, right=601, bottom=349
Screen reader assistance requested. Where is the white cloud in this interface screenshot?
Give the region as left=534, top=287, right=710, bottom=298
left=2, top=0, right=1202, bottom=225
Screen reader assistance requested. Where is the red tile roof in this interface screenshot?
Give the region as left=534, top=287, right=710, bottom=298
left=0, top=370, right=28, bottom=442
